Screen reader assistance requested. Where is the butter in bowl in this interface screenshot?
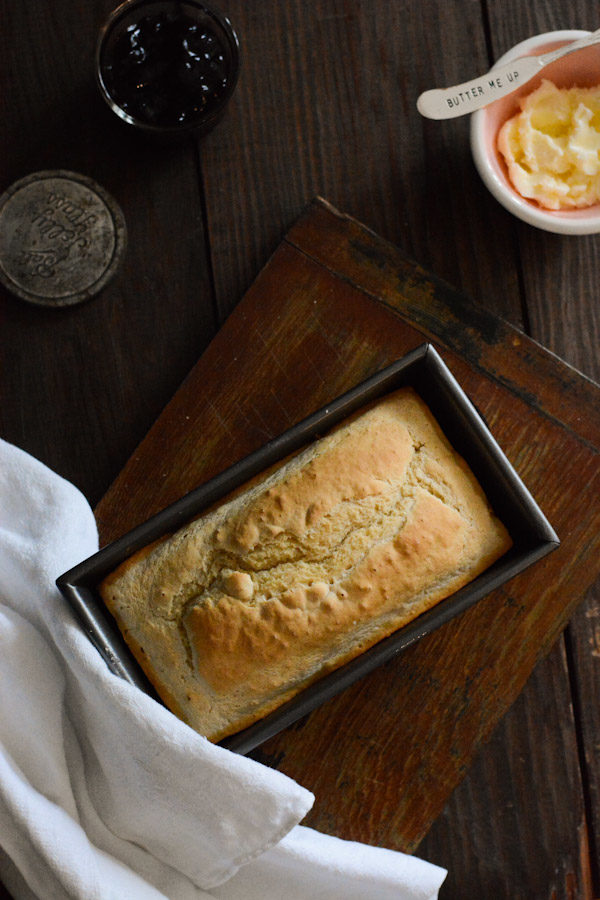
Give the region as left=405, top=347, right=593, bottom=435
left=57, top=344, right=558, bottom=753
left=471, top=30, right=600, bottom=234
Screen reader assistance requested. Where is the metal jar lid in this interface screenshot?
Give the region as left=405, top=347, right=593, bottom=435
left=0, top=170, right=127, bottom=307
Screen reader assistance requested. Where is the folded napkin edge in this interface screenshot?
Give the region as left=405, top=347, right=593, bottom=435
left=200, top=794, right=315, bottom=890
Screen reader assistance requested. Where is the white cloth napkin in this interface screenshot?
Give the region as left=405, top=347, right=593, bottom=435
left=0, top=438, right=447, bottom=900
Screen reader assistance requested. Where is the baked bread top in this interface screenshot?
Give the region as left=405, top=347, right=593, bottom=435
left=99, top=387, right=512, bottom=741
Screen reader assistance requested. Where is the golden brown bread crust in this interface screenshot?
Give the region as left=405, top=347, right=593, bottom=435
left=99, top=388, right=512, bottom=741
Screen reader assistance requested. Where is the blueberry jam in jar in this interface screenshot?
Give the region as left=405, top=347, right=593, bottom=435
left=97, top=1, right=240, bottom=134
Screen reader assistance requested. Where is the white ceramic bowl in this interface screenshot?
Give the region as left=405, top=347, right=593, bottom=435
left=470, top=30, right=600, bottom=234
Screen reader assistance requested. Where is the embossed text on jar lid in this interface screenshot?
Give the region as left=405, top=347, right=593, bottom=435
left=0, top=170, right=127, bottom=307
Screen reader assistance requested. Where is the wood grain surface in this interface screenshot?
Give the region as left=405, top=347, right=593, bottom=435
left=2, top=1, right=600, bottom=898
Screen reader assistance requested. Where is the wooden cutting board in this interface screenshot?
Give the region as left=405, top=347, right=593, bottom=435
left=95, top=197, right=600, bottom=851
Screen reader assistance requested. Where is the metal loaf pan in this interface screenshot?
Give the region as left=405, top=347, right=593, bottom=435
left=57, top=343, right=559, bottom=753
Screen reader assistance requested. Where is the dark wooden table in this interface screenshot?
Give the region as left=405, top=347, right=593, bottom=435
left=2, top=2, right=599, bottom=898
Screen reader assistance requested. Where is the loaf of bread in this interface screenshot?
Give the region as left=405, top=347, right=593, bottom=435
left=99, top=387, right=512, bottom=742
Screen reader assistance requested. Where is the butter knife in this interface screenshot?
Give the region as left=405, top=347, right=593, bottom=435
left=417, top=28, right=600, bottom=120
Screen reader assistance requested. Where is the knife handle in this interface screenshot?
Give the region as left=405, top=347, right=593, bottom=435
left=417, top=55, right=542, bottom=120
